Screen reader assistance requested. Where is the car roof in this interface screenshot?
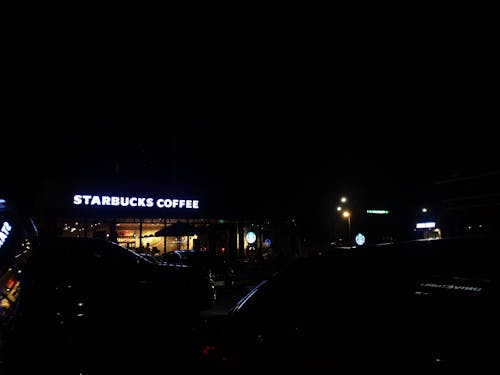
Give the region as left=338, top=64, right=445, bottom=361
left=331, top=235, right=500, bottom=255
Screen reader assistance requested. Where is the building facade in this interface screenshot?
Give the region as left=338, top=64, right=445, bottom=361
left=32, top=179, right=299, bottom=264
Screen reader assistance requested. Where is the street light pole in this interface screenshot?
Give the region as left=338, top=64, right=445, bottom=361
left=347, top=215, right=351, bottom=243
left=342, top=210, right=351, bottom=245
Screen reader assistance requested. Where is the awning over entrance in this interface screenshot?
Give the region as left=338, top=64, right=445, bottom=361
left=154, top=221, right=200, bottom=237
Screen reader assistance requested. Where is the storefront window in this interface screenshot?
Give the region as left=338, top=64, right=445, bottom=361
left=57, top=218, right=206, bottom=255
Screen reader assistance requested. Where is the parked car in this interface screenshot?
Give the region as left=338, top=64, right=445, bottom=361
left=198, top=236, right=500, bottom=374
left=162, top=250, right=235, bottom=288
left=11, top=237, right=206, bottom=374
left=0, top=198, right=38, bottom=374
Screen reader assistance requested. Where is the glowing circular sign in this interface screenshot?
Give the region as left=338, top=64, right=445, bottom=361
left=246, top=231, right=257, bottom=244
left=355, top=233, right=366, bottom=246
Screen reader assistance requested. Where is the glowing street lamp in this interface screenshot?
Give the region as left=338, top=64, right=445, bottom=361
left=342, top=210, right=351, bottom=243
left=333, top=196, right=351, bottom=244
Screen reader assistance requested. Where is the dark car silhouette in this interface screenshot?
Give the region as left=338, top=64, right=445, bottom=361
left=13, top=237, right=205, bottom=374
left=198, top=236, right=500, bottom=374
left=0, top=198, right=38, bottom=374
left=162, top=249, right=235, bottom=288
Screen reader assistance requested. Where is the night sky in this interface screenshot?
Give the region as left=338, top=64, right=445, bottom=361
left=2, top=8, right=498, bottom=240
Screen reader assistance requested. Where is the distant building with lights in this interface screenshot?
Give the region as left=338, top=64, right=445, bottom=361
left=434, top=170, right=500, bottom=237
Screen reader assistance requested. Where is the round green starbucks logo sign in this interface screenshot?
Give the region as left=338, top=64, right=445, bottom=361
left=246, top=231, right=257, bottom=244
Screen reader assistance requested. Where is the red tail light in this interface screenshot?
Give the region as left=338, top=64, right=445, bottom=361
left=200, top=345, right=229, bottom=362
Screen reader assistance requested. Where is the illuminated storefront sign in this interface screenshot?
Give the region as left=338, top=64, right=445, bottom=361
left=0, top=221, right=12, bottom=249
left=246, top=231, right=257, bottom=244
left=73, top=195, right=199, bottom=209
left=416, top=222, right=436, bottom=229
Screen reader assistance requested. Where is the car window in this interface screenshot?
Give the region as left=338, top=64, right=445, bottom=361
left=235, top=256, right=354, bottom=320
left=163, top=251, right=182, bottom=263
left=96, top=240, right=148, bottom=268
left=37, top=239, right=147, bottom=282
left=235, top=241, right=500, bottom=328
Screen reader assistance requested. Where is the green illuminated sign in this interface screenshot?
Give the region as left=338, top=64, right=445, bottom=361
left=366, top=210, right=389, bottom=214
left=246, top=231, right=257, bottom=244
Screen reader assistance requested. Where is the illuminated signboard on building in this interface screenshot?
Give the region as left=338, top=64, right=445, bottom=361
left=416, top=222, right=436, bottom=229
left=73, top=195, right=199, bottom=209
left=246, top=231, right=257, bottom=244
left=0, top=221, right=12, bottom=250
left=366, top=210, right=389, bottom=214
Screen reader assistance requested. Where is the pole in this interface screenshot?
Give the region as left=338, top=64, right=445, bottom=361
left=163, top=218, right=167, bottom=254
left=347, top=216, right=352, bottom=244
left=139, top=217, right=143, bottom=250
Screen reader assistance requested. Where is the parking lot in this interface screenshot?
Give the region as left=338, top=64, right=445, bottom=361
left=201, top=261, right=287, bottom=317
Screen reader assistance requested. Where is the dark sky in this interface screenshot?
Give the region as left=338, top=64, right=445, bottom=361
left=4, top=86, right=497, bottom=218
left=3, top=7, right=498, bottom=235
left=6, top=73, right=497, bottom=184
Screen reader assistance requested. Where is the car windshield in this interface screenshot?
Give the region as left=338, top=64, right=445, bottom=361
left=234, top=239, right=499, bottom=322
left=179, top=251, right=210, bottom=265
